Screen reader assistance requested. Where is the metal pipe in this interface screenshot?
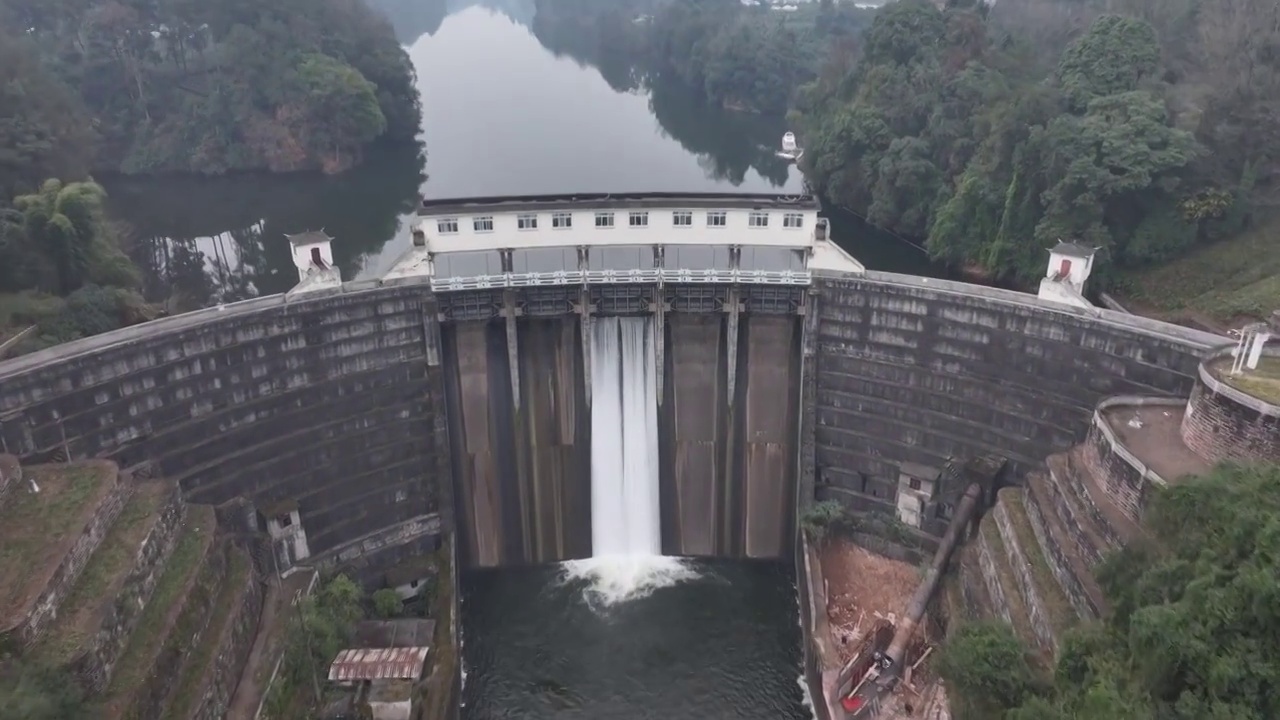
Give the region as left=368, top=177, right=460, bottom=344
left=883, top=482, right=983, bottom=667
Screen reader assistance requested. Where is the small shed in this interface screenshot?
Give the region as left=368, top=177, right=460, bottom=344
left=328, top=646, right=431, bottom=720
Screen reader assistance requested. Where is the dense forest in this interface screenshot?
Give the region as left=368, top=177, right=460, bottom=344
left=0, top=0, right=419, bottom=186
left=792, top=0, right=1279, bottom=289
left=533, top=0, right=875, bottom=114
left=0, top=0, right=423, bottom=353
left=938, top=462, right=1280, bottom=720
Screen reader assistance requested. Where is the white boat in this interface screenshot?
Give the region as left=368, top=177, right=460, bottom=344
left=776, top=132, right=804, bottom=161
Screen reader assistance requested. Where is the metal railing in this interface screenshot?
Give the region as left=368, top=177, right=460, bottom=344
left=429, top=268, right=811, bottom=292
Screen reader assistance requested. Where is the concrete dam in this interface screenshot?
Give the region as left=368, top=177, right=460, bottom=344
left=0, top=192, right=1224, bottom=584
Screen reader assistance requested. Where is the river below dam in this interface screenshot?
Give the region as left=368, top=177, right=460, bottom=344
left=99, top=3, right=931, bottom=716
left=461, top=560, right=809, bottom=720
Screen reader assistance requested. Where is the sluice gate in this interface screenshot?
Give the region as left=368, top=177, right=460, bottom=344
left=442, top=286, right=808, bottom=569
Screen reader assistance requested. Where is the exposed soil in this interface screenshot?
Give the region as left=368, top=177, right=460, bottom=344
left=226, top=569, right=318, bottom=719
left=819, top=536, right=920, bottom=664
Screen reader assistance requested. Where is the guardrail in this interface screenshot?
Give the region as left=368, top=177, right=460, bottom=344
left=428, top=269, right=812, bottom=292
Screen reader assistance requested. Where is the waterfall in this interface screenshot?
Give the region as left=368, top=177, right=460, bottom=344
left=561, top=316, right=695, bottom=607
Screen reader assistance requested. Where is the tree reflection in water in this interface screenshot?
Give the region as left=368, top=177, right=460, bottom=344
left=104, top=142, right=426, bottom=311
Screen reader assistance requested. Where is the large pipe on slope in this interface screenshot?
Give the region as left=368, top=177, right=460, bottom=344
left=840, top=482, right=983, bottom=718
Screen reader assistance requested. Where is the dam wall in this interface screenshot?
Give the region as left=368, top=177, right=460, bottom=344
left=809, top=271, right=1225, bottom=524
left=0, top=281, right=450, bottom=571
left=0, top=265, right=1229, bottom=577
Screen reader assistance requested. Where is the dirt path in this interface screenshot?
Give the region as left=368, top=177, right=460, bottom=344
left=819, top=538, right=920, bottom=664
left=227, top=570, right=316, bottom=719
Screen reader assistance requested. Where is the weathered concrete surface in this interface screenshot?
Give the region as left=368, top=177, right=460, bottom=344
left=442, top=321, right=510, bottom=568
left=812, top=272, right=1223, bottom=510
left=661, top=314, right=727, bottom=556
left=740, top=316, right=802, bottom=558
left=511, top=318, right=591, bottom=563
left=0, top=283, right=446, bottom=566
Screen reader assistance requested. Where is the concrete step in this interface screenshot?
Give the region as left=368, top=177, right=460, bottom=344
left=972, top=511, right=1043, bottom=661
left=98, top=505, right=220, bottom=720
left=161, top=544, right=260, bottom=720
left=1023, top=470, right=1108, bottom=619
left=992, top=488, right=1082, bottom=657
left=0, top=460, right=128, bottom=650
left=34, top=481, right=185, bottom=692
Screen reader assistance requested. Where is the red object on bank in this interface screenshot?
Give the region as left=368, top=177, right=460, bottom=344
left=841, top=695, right=863, bottom=712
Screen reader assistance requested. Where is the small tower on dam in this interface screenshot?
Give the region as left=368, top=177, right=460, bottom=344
left=1037, top=240, right=1097, bottom=309
left=286, top=230, right=342, bottom=294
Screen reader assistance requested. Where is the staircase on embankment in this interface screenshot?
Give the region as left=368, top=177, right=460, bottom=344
left=0, top=454, right=267, bottom=720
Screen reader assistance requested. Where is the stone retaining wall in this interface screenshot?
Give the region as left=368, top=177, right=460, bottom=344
left=123, top=540, right=230, bottom=720
left=1181, top=346, right=1280, bottom=464
left=71, top=484, right=188, bottom=693
left=974, top=526, right=1014, bottom=628
left=1021, top=479, right=1101, bottom=619
left=1084, top=398, right=1182, bottom=523
left=190, top=557, right=266, bottom=720
left=992, top=499, right=1056, bottom=655
left=18, top=467, right=128, bottom=647
left=1060, top=449, right=1130, bottom=548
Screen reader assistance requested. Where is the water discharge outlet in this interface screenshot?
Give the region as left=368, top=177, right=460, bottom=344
left=562, top=316, right=696, bottom=607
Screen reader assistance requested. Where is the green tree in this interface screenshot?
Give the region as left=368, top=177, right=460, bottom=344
left=1055, top=15, right=1161, bottom=110
left=936, top=621, right=1042, bottom=715
left=993, top=463, right=1280, bottom=720
left=287, top=54, right=387, bottom=173
left=13, top=179, right=125, bottom=294
left=0, top=661, right=88, bottom=720
left=372, top=588, right=403, bottom=619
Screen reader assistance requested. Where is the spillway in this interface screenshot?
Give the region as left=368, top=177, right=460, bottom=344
left=563, top=315, right=693, bottom=605
left=589, top=316, right=661, bottom=556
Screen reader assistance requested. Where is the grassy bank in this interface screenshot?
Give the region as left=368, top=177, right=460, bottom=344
left=1117, top=216, right=1280, bottom=327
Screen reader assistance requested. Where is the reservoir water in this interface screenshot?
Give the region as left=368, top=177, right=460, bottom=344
left=102, top=4, right=924, bottom=716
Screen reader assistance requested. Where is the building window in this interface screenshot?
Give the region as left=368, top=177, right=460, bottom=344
left=629, top=211, right=649, bottom=228
left=552, top=212, right=573, bottom=229
left=673, top=210, right=692, bottom=227
left=518, top=214, right=538, bottom=230
left=908, top=477, right=922, bottom=491
left=707, top=211, right=727, bottom=228
left=595, top=212, right=615, bottom=228
left=783, top=212, right=804, bottom=229
left=437, top=218, right=459, bottom=234
left=276, top=512, right=293, bottom=529
left=474, top=216, right=494, bottom=232
left=748, top=211, right=769, bottom=228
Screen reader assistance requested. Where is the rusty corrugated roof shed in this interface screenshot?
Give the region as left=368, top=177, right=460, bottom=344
left=328, top=646, right=429, bottom=682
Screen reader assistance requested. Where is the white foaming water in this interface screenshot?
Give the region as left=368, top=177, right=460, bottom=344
left=562, top=316, right=695, bottom=607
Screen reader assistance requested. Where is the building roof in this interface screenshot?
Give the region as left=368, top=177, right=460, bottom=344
left=286, top=230, right=333, bottom=246
left=1049, top=241, right=1097, bottom=259
left=898, top=461, right=941, bottom=482
left=418, top=191, right=820, bottom=217
left=328, top=647, right=429, bottom=682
